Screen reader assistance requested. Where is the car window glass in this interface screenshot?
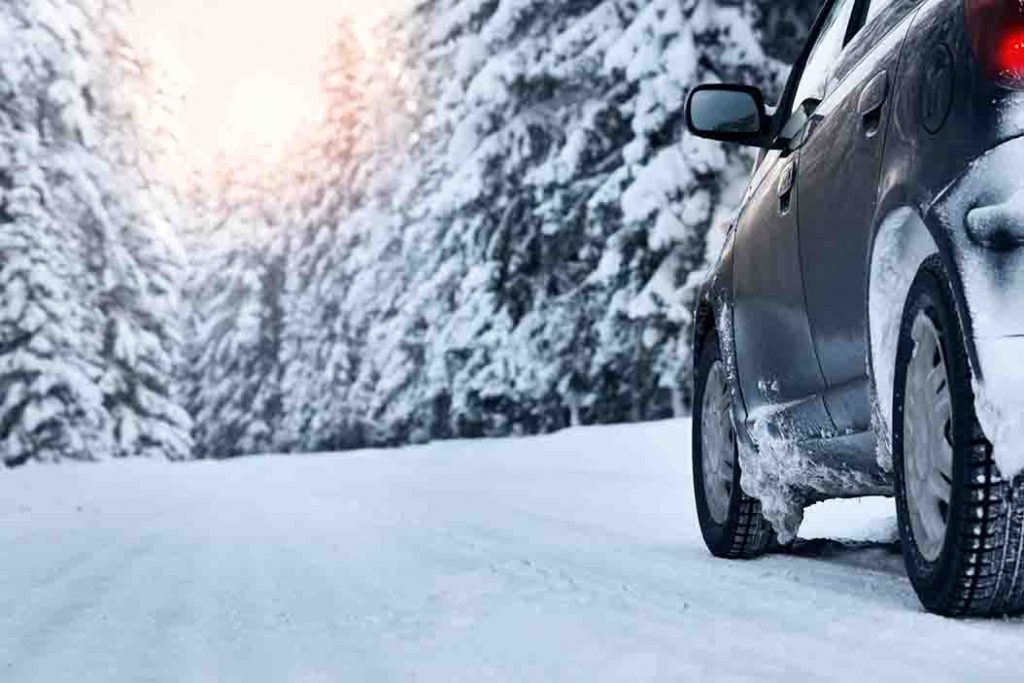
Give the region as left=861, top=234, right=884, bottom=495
left=791, top=0, right=859, bottom=108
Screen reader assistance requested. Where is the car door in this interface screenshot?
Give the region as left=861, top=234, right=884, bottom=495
left=732, top=0, right=870, bottom=439
left=733, top=146, right=833, bottom=439
left=730, top=0, right=864, bottom=439
left=795, top=0, right=920, bottom=433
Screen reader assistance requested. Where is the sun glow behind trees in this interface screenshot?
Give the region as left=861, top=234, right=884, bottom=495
left=134, top=0, right=404, bottom=179
left=179, top=0, right=823, bottom=458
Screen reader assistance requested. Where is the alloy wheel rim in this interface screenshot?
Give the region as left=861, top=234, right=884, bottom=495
left=702, top=360, right=736, bottom=525
left=903, top=311, right=954, bottom=562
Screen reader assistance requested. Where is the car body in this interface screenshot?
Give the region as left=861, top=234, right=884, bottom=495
left=686, top=0, right=1024, bottom=616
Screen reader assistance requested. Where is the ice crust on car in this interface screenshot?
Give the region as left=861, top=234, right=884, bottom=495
left=739, top=407, right=889, bottom=543
left=718, top=300, right=886, bottom=542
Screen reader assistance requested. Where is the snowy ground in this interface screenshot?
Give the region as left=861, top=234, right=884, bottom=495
left=1, top=420, right=1022, bottom=682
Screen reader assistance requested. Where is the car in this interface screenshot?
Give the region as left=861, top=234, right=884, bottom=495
left=684, top=0, right=1024, bottom=617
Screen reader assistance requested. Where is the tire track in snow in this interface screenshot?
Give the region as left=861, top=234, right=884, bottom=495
left=396, top=508, right=996, bottom=681
left=0, top=531, right=160, bottom=681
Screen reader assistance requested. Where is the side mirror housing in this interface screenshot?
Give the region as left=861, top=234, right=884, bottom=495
left=685, top=84, right=771, bottom=148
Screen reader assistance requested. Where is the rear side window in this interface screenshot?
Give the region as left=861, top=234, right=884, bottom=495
left=791, top=0, right=859, bottom=107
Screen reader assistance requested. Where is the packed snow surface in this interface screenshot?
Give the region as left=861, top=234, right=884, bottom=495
left=2, top=420, right=1023, bottom=682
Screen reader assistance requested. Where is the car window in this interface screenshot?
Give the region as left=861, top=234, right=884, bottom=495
left=791, top=0, right=859, bottom=108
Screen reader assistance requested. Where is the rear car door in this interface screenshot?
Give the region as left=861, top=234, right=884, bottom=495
left=733, top=149, right=830, bottom=438
left=731, top=0, right=861, bottom=438
left=795, top=0, right=920, bottom=432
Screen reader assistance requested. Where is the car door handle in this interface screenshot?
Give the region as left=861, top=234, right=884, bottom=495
left=858, top=70, right=889, bottom=136
left=799, top=113, right=825, bottom=148
left=777, top=161, right=795, bottom=215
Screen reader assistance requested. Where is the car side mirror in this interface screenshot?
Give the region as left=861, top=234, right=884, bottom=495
left=685, top=84, right=771, bottom=148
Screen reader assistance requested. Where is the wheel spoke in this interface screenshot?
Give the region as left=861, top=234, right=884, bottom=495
left=928, top=468, right=952, bottom=504
left=926, top=363, right=947, bottom=395
left=903, top=311, right=954, bottom=563
left=935, top=439, right=953, bottom=479
left=932, top=391, right=951, bottom=429
left=922, top=505, right=946, bottom=543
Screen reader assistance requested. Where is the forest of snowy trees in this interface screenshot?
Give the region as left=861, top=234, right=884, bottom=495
left=183, top=0, right=820, bottom=458
left=0, top=0, right=191, bottom=465
left=1, top=0, right=819, bottom=465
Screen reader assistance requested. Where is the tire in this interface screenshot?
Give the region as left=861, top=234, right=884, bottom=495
left=693, top=329, right=774, bottom=559
left=894, top=260, right=1024, bottom=617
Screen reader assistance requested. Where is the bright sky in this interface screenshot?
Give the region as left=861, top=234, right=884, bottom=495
left=134, top=0, right=404, bottom=174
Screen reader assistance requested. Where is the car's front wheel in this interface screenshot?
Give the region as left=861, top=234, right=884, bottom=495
left=693, top=330, right=774, bottom=559
left=894, top=261, right=1024, bottom=616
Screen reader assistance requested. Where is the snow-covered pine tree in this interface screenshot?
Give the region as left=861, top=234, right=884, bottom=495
left=415, top=0, right=645, bottom=436
left=581, top=0, right=787, bottom=422
left=0, top=19, right=110, bottom=463
left=79, top=0, right=193, bottom=460
left=282, top=0, right=597, bottom=442
left=752, top=0, right=821, bottom=63
left=186, top=166, right=288, bottom=459
left=0, top=0, right=194, bottom=465
left=277, top=21, right=372, bottom=452
left=0, top=0, right=112, bottom=464
left=277, top=12, right=431, bottom=450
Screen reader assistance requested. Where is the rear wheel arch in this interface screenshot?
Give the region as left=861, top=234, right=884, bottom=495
left=868, top=208, right=947, bottom=460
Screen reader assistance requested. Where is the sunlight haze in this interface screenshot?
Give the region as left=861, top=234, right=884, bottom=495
left=135, top=0, right=405, bottom=174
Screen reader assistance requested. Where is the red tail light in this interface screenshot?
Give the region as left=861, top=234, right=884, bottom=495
left=966, top=0, right=1024, bottom=89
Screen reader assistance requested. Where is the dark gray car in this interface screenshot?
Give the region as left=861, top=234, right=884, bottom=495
left=686, top=0, right=1024, bottom=616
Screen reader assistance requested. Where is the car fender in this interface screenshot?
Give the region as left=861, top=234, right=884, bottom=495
left=868, top=174, right=1012, bottom=471
left=867, top=204, right=940, bottom=468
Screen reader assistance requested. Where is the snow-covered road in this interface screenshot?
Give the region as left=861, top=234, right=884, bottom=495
left=1, top=419, right=1022, bottom=682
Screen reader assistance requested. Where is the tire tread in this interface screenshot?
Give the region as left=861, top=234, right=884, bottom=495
left=722, top=495, right=774, bottom=559
left=942, top=433, right=1024, bottom=616
left=693, top=328, right=774, bottom=561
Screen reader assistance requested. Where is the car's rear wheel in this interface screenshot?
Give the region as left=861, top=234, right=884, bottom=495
left=693, top=330, right=774, bottom=559
left=894, top=261, right=1024, bottom=616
